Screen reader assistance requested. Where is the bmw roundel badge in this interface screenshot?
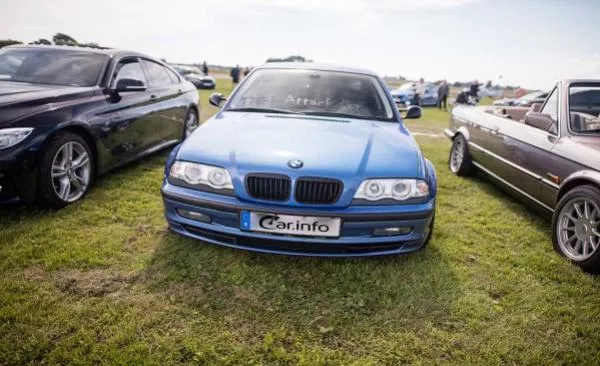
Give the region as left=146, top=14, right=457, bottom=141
left=287, top=159, right=304, bottom=169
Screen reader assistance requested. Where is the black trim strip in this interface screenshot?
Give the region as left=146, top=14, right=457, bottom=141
left=161, top=189, right=434, bottom=221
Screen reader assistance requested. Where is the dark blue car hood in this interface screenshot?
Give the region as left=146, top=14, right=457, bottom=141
left=177, top=112, right=425, bottom=180
left=0, top=81, right=97, bottom=126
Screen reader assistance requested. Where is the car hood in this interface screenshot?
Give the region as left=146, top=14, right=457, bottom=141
left=391, top=89, right=414, bottom=98
left=178, top=112, right=424, bottom=180
left=0, top=81, right=97, bottom=126
left=186, top=73, right=215, bottom=82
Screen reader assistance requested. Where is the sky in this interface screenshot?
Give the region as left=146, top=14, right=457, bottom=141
left=1, top=0, right=599, bottom=89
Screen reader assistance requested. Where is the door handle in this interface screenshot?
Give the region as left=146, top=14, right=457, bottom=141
left=489, top=127, right=500, bottom=136
left=150, top=94, right=158, bottom=101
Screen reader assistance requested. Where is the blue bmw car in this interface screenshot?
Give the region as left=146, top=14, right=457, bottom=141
left=161, top=63, right=437, bottom=256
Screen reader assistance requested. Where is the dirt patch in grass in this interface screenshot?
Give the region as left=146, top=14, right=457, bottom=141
left=53, top=269, right=145, bottom=298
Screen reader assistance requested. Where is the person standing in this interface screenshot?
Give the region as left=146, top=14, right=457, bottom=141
left=230, top=64, right=240, bottom=85
left=415, top=78, right=426, bottom=106
left=469, top=79, right=480, bottom=99
left=437, top=80, right=449, bottom=111
left=202, top=61, right=208, bottom=75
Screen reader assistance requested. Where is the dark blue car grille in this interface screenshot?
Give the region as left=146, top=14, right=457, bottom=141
left=295, top=178, right=343, bottom=204
left=246, top=174, right=291, bottom=201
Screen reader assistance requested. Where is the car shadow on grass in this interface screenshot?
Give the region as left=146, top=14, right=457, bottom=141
left=145, top=230, right=462, bottom=338
left=0, top=150, right=170, bottom=229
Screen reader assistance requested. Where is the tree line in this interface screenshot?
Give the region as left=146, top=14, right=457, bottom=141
left=0, top=33, right=102, bottom=49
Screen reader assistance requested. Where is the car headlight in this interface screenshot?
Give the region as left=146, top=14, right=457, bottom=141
left=0, top=128, right=34, bottom=150
left=169, top=161, right=233, bottom=190
left=354, top=179, right=429, bottom=201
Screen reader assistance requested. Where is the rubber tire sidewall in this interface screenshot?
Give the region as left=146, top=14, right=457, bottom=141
left=552, top=185, right=600, bottom=274
left=449, top=134, right=473, bottom=176
left=37, top=132, right=94, bottom=209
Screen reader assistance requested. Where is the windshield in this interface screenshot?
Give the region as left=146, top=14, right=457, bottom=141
left=569, top=84, right=600, bottom=134
left=226, top=69, right=395, bottom=122
left=0, top=48, right=107, bottom=86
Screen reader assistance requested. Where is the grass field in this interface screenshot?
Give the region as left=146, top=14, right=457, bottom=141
left=1, top=80, right=600, bottom=365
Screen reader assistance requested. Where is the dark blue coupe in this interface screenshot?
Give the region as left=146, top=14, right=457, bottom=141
left=161, top=63, right=437, bottom=256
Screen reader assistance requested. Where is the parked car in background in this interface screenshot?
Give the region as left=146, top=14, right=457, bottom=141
left=172, top=65, right=216, bottom=89
left=390, top=82, right=438, bottom=107
left=478, top=84, right=502, bottom=98
left=162, top=63, right=436, bottom=257
left=0, top=45, right=199, bottom=207
left=493, top=91, right=549, bottom=107
left=445, top=79, right=600, bottom=273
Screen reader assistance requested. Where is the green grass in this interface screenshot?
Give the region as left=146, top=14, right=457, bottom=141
left=1, top=82, right=600, bottom=365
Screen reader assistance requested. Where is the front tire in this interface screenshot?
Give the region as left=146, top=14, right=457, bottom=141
left=552, top=185, right=600, bottom=274
left=37, top=133, right=93, bottom=209
left=448, top=134, right=473, bottom=176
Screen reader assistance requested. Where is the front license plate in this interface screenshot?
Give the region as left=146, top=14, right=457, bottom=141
left=240, top=211, right=341, bottom=238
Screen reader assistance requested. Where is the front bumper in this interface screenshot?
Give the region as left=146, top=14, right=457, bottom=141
left=0, top=144, right=39, bottom=204
left=161, top=182, right=436, bottom=257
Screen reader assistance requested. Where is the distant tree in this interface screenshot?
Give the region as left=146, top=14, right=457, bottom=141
left=30, top=38, right=52, bottom=45
left=52, top=33, right=77, bottom=46
left=0, top=39, right=22, bottom=49
left=79, top=42, right=100, bottom=48
left=266, top=55, right=312, bottom=63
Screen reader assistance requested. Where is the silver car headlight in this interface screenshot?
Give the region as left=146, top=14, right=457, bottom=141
left=0, top=128, right=34, bottom=150
left=354, top=179, right=429, bottom=201
left=169, top=161, right=233, bottom=190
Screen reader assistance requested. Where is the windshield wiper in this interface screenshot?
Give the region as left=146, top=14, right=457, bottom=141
left=226, top=107, right=302, bottom=115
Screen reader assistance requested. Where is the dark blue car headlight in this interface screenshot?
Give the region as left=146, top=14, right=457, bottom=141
left=354, top=179, right=429, bottom=201
left=169, top=161, right=234, bottom=194
left=0, top=128, right=34, bottom=150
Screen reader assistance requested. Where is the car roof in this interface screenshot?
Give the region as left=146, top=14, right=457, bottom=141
left=257, top=62, right=379, bottom=76
left=2, top=44, right=152, bottom=59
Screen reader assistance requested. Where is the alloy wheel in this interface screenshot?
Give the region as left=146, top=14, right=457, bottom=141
left=450, top=139, right=465, bottom=173
left=185, top=112, right=198, bottom=138
left=557, top=198, right=600, bottom=261
left=51, top=141, right=91, bottom=202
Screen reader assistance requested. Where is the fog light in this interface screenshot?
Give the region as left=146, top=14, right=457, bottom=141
left=177, top=209, right=211, bottom=223
left=373, top=227, right=412, bottom=236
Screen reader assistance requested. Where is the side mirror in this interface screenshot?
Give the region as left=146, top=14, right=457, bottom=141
left=530, top=102, right=543, bottom=113
left=403, top=105, right=422, bottom=119
left=524, top=112, right=557, bottom=133
left=209, top=92, right=227, bottom=107
left=114, top=78, right=146, bottom=92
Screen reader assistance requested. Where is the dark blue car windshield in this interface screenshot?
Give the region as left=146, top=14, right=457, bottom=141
left=226, top=69, right=395, bottom=122
left=0, top=48, right=108, bottom=87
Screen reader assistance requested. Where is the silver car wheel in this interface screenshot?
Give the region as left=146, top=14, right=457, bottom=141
left=51, top=141, right=91, bottom=203
left=450, top=138, right=465, bottom=173
left=185, top=111, right=198, bottom=138
left=557, top=198, right=600, bottom=261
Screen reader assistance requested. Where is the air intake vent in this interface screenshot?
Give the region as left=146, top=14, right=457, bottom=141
left=295, top=178, right=343, bottom=204
left=245, top=174, right=291, bottom=201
